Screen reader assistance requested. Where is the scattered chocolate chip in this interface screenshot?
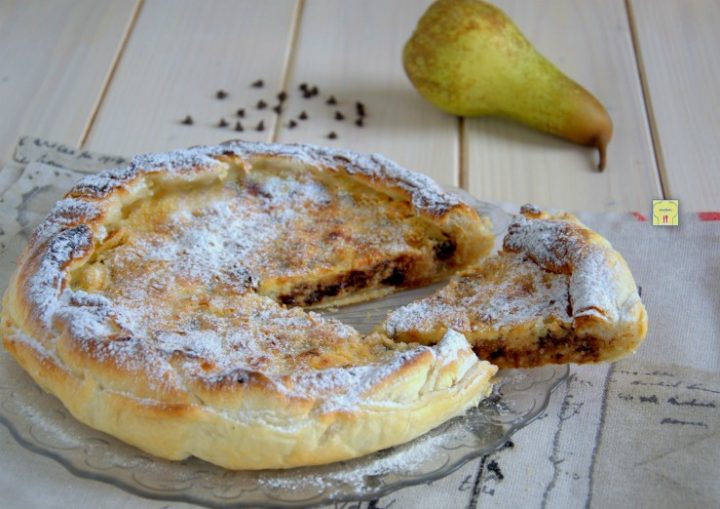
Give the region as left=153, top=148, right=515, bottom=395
left=299, top=111, right=308, bottom=120
left=335, top=111, right=345, bottom=121
left=236, top=109, right=245, bottom=118
left=288, top=119, right=298, bottom=129
left=216, top=89, right=228, bottom=99
left=326, top=95, right=337, bottom=105
left=327, top=131, right=337, bottom=139
left=251, top=79, right=264, bottom=88
left=218, top=118, right=228, bottom=128
left=257, top=100, right=267, bottom=110
left=234, top=121, right=244, bottom=132
left=277, top=91, right=287, bottom=102
left=356, top=101, right=366, bottom=117
left=299, top=82, right=308, bottom=91
left=181, top=115, right=194, bottom=125
left=273, top=104, right=283, bottom=114
left=301, top=85, right=319, bottom=99
left=355, top=118, right=364, bottom=127
left=256, top=120, right=265, bottom=131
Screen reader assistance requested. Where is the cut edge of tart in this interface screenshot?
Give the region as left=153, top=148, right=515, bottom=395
left=0, top=140, right=497, bottom=470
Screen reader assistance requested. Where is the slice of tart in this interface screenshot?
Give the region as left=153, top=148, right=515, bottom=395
left=382, top=205, right=648, bottom=368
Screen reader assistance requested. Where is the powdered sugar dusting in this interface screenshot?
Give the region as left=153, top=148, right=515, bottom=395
left=504, top=212, right=629, bottom=323
left=386, top=208, right=641, bottom=341
left=258, top=428, right=441, bottom=492
left=385, top=252, right=571, bottom=336
left=31, top=198, right=101, bottom=246
left=25, top=225, right=93, bottom=328
left=64, top=140, right=463, bottom=216
left=11, top=140, right=486, bottom=419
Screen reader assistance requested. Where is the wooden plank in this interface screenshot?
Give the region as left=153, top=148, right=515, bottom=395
left=0, top=0, right=139, bottom=164
left=629, top=0, right=720, bottom=211
left=84, top=0, right=299, bottom=157
left=463, top=0, right=661, bottom=212
left=275, top=0, right=459, bottom=186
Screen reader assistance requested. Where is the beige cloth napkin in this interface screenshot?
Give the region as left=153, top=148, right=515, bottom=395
left=0, top=138, right=717, bottom=509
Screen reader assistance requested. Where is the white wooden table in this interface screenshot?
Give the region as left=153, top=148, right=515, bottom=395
left=1, top=1, right=718, bottom=508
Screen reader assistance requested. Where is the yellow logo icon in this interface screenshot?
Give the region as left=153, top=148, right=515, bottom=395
left=652, top=200, right=679, bottom=226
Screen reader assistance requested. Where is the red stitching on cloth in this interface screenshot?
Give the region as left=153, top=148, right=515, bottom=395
left=698, top=212, right=720, bottom=221
left=631, top=212, right=647, bottom=222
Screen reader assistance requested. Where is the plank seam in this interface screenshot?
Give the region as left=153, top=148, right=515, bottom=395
left=270, top=0, right=306, bottom=143
left=78, top=0, right=146, bottom=149
left=458, top=116, right=466, bottom=190
left=624, top=0, right=668, bottom=199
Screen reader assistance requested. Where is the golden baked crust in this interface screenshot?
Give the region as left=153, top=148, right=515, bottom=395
left=1, top=140, right=496, bottom=470
left=382, top=205, right=648, bottom=367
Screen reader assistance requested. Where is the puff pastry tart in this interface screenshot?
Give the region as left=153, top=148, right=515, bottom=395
left=1, top=141, right=497, bottom=470
left=383, top=205, right=648, bottom=368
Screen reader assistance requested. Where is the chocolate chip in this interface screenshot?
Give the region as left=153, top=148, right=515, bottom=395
left=234, top=121, right=244, bottom=132
left=335, top=111, right=344, bottom=121
left=433, top=239, right=456, bottom=261
left=257, top=100, right=267, bottom=110
left=288, top=119, right=298, bottom=128
left=355, top=118, right=364, bottom=127
left=299, top=82, right=308, bottom=91
left=277, top=91, right=287, bottom=102
left=356, top=101, right=366, bottom=117
left=256, top=120, right=265, bottom=131
left=218, top=118, right=228, bottom=128
left=273, top=104, right=282, bottom=114
left=216, top=90, right=228, bottom=99
left=326, top=95, right=337, bottom=105
left=327, top=131, right=338, bottom=139
left=299, top=111, right=308, bottom=120
left=181, top=115, right=194, bottom=125
left=236, top=109, right=245, bottom=118
left=382, top=268, right=406, bottom=286
left=251, top=79, right=264, bottom=88
left=310, top=85, right=319, bottom=96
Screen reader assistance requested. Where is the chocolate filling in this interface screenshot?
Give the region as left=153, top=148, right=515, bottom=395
left=278, top=256, right=414, bottom=307
left=474, top=333, right=603, bottom=368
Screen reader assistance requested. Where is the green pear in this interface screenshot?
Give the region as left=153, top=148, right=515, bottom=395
left=403, top=0, right=613, bottom=170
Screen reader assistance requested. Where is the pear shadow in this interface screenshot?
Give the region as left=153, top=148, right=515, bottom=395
left=466, top=116, right=600, bottom=172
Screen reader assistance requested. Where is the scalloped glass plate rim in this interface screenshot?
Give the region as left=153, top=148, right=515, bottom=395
left=0, top=355, right=569, bottom=509
left=0, top=194, right=571, bottom=508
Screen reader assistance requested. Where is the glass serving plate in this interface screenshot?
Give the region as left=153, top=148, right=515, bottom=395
left=0, top=195, right=569, bottom=508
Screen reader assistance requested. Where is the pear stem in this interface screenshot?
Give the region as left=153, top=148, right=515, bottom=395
left=597, top=144, right=607, bottom=172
